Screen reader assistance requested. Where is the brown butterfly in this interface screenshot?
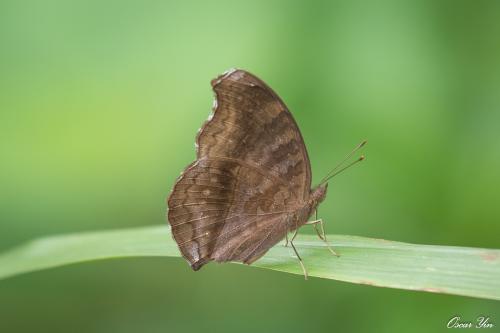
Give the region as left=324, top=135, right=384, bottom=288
left=167, top=69, right=365, bottom=278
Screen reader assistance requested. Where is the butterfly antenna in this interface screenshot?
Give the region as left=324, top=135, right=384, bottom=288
left=319, top=140, right=367, bottom=185
left=321, top=155, right=365, bottom=184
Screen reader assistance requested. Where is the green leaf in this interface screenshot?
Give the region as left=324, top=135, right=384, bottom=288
left=0, top=225, right=499, bottom=300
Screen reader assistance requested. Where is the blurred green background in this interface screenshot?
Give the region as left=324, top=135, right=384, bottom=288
left=1, top=0, right=499, bottom=332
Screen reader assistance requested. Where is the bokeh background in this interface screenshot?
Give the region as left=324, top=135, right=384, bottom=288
left=1, top=0, right=499, bottom=332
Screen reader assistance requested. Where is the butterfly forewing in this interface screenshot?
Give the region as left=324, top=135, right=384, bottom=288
left=199, top=70, right=311, bottom=198
left=168, top=69, right=312, bottom=270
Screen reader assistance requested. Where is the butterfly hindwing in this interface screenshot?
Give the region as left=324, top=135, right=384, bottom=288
left=168, top=158, right=290, bottom=269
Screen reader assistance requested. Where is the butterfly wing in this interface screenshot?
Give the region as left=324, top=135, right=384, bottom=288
left=168, top=159, right=294, bottom=269
left=200, top=69, right=312, bottom=199
left=168, top=69, right=312, bottom=270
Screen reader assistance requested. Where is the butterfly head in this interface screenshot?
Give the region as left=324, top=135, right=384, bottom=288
left=310, top=183, right=328, bottom=204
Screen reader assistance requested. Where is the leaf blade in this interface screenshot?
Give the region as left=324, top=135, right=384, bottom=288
left=0, top=225, right=498, bottom=300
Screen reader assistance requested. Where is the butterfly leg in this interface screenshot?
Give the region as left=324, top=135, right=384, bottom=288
left=285, top=214, right=301, bottom=247
left=289, top=238, right=308, bottom=280
left=319, top=219, right=339, bottom=257
left=309, top=209, right=325, bottom=240
left=306, top=219, right=325, bottom=240
left=290, top=227, right=299, bottom=243
left=306, top=219, right=339, bottom=257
